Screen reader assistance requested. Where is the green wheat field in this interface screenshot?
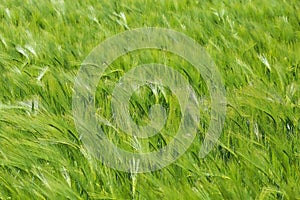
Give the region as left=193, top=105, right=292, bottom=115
left=0, top=0, right=299, bottom=199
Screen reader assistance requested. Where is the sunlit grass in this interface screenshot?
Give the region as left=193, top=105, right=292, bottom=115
left=0, top=0, right=299, bottom=199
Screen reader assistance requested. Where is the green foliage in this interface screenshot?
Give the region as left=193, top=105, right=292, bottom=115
left=0, top=0, right=299, bottom=199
